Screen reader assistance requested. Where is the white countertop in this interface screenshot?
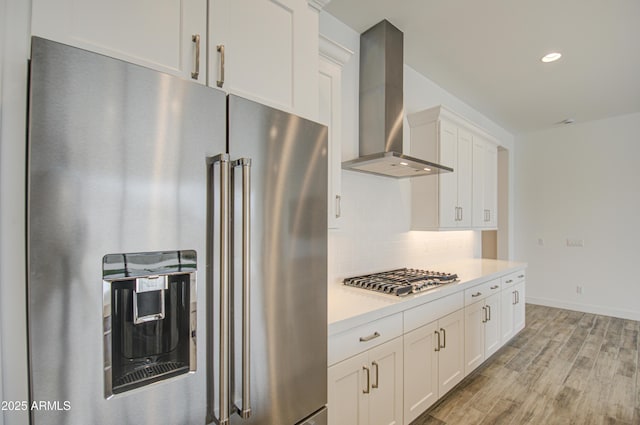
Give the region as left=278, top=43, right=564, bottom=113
left=328, top=258, right=527, bottom=335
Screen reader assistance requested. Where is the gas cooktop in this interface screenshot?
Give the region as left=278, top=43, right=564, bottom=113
left=342, top=268, right=459, bottom=296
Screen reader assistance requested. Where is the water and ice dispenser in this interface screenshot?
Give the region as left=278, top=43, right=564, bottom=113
left=102, top=250, right=197, bottom=398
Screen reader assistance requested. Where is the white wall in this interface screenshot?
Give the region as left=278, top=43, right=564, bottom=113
left=0, top=0, right=30, bottom=424
left=514, top=112, right=640, bottom=320
left=320, top=12, right=514, bottom=283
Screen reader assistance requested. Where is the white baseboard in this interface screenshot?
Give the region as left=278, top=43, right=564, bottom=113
left=526, top=296, right=640, bottom=321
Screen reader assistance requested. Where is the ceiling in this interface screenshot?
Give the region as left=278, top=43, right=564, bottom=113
left=325, top=0, right=640, bottom=134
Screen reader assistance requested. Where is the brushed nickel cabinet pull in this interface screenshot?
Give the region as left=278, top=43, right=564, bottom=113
left=472, top=292, right=482, bottom=298
left=191, top=34, right=200, bottom=79
left=506, top=279, right=513, bottom=284
left=336, top=195, right=341, bottom=218
left=363, top=366, right=370, bottom=394
left=487, top=305, right=491, bottom=321
left=512, top=291, right=517, bottom=305
left=435, top=330, right=441, bottom=352
left=372, top=361, right=379, bottom=389
left=359, top=331, right=380, bottom=342
left=490, top=285, right=499, bottom=290
left=518, top=274, right=524, bottom=279
left=482, top=306, right=487, bottom=323
left=440, top=327, right=446, bottom=349
left=216, top=44, right=225, bottom=88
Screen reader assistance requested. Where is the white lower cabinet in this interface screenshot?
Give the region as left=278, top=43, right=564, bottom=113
left=464, top=293, right=501, bottom=375
left=500, top=271, right=526, bottom=344
left=513, top=281, right=526, bottom=333
left=403, top=309, right=464, bottom=425
left=328, top=337, right=403, bottom=425
left=328, top=267, right=526, bottom=425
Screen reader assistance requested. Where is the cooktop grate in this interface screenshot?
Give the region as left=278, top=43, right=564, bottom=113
left=343, top=268, right=459, bottom=296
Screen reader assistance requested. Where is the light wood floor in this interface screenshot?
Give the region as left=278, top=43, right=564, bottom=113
left=411, top=304, right=640, bottom=425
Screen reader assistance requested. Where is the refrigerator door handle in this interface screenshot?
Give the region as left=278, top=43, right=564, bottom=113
left=206, top=153, right=231, bottom=425
left=232, top=158, right=252, bottom=419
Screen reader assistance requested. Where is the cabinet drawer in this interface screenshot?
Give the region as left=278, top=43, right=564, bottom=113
left=404, top=292, right=464, bottom=333
left=501, top=269, right=526, bottom=287
left=328, top=313, right=403, bottom=366
left=464, top=278, right=501, bottom=305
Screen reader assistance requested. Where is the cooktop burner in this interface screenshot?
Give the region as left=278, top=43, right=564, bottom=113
left=343, top=268, right=459, bottom=296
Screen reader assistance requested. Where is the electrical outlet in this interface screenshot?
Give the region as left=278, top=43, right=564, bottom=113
left=576, top=285, right=583, bottom=295
left=566, top=238, right=584, bottom=247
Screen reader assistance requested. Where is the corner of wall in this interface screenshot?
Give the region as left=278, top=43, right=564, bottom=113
left=1, top=1, right=31, bottom=424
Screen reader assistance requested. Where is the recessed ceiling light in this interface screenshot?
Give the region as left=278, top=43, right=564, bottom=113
left=399, top=162, right=409, bottom=166
left=423, top=167, right=431, bottom=172
left=541, top=52, right=562, bottom=63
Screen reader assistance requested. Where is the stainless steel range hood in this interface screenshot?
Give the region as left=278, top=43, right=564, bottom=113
left=342, top=20, right=453, bottom=178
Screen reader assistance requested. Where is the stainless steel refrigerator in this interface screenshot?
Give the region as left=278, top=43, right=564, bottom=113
left=27, top=37, right=328, bottom=425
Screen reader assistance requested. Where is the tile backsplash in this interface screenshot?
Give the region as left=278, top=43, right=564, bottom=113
left=328, top=172, right=479, bottom=283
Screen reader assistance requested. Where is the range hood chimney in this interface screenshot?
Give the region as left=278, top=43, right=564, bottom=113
left=342, top=20, right=453, bottom=178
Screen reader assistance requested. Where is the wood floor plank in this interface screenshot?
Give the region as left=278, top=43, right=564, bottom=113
left=605, top=375, right=636, bottom=423
left=557, top=326, right=590, bottom=363
left=478, top=398, right=520, bottom=425
left=409, top=304, right=640, bottom=425
left=467, top=369, right=518, bottom=414
left=428, top=388, right=475, bottom=422
left=440, top=404, right=485, bottom=425
left=411, top=414, right=446, bottom=425
left=509, top=390, right=553, bottom=424
left=563, top=354, right=595, bottom=391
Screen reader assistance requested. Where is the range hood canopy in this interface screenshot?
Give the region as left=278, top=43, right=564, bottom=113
left=342, top=19, right=453, bottom=178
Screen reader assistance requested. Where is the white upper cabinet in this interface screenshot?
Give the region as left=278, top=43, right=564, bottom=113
left=318, top=35, right=353, bottom=229
left=31, top=0, right=207, bottom=84
left=408, top=108, right=472, bottom=230
left=209, top=0, right=320, bottom=119
left=408, top=105, right=499, bottom=231
left=32, top=0, right=323, bottom=116
left=472, top=137, right=498, bottom=228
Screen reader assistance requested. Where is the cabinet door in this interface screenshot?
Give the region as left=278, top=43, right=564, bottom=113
left=471, top=138, right=486, bottom=227
left=32, top=0, right=207, bottom=84
left=513, top=281, right=526, bottom=333
left=472, top=139, right=498, bottom=229
left=484, top=293, right=501, bottom=357
left=456, top=129, right=473, bottom=227
left=464, top=300, right=485, bottom=375
left=438, top=309, right=465, bottom=396
left=319, top=57, right=343, bottom=229
left=328, top=351, right=369, bottom=425
left=403, top=322, right=439, bottom=424
left=500, top=289, right=515, bottom=343
left=438, top=120, right=458, bottom=228
left=484, top=143, right=498, bottom=228
left=209, top=0, right=318, bottom=119
left=369, top=338, right=403, bottom=425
